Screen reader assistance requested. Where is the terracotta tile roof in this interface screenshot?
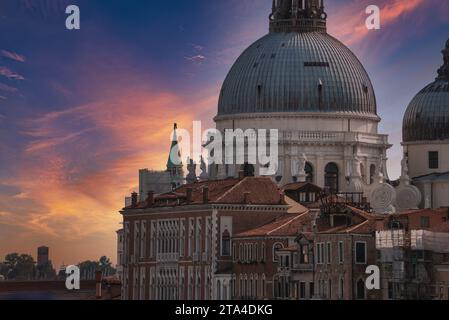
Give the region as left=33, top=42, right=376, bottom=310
left=394, top=208, right=449, bottom=217
left=317, top=206, right=383, bottom=235
left=215, top=177, right=287, bottom=205
left=285, top=196, right=308, bottom=214
left=234, top=212, right=311, bottom=238
left=282, top=182, right=322, bottom=192
left=126, top=177, right=287, bottom=209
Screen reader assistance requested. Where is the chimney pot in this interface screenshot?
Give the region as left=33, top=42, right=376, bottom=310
left=243, top=192, right=251, bottom=204
left=147, top=191, right=155, bottom=206
left=131, top=192, right=138, bottom=207
left=186, top=188, right=193, bottom=203
left=280, top=192, right=286, bottom=204
left=203, top=186, right=209, bottom=204
left=95, top=270, right=103, bottom=299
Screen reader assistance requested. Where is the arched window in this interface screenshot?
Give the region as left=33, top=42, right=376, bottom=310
left=223, top=281, right=228, bottom=301
left=273, top=242, right=284, bottom=262
left=261, top=243, right=266, bottom=262
left=370, top=164, right=376, bottom=184
left=305, top=162, right=314, bottom=183
left=325, top=163, right=339, bottom=194
left=254, top=244, right=258, bottom=262
left=221, top=230, right=231, bottom=256
left=261, top=274, right=266, bottom=298
left=217, top=280, right=222, bottom=300
left=356, top=279, right=365, bottom=300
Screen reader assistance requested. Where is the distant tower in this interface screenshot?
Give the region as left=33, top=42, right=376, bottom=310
left=37, top=246, right=49, bottom=266
left=166, top=123, right=185, bottom=189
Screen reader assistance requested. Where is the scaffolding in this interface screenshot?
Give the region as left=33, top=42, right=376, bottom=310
left=376, top=229, right=449, bottom=299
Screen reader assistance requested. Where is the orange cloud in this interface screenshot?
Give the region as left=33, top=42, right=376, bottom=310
left=330, top=0, right=426, bottom=45
left=0, top=81, right=218, bottom=266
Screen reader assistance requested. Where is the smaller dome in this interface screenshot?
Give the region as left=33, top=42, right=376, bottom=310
left=403, top=39, right=449, bottom=142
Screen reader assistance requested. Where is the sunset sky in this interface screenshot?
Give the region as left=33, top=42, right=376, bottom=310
left=0, top=0, right=448, bottom=268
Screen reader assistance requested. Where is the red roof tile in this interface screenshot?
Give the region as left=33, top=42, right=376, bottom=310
left=126, top=177, right=287, bottom=209
left=234, top=212, right=312, bottom=238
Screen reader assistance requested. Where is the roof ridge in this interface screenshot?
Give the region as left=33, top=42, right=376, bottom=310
left=214, top=177, right=247, bottom=202
left=267, top=212, right=306, bottom=236
left=345, top=220, right=370, bottom=233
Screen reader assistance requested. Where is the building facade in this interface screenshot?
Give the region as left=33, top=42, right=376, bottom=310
left=120, top=176, right=291, bottom=300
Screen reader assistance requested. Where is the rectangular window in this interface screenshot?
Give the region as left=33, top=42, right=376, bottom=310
left=421, top=216, right=430, bottom=228
left=388, top=282, right=394, bottom=300
left=310, top=282, right=314, bottom=298
left=429, top=151, right=439, bottom=169
left=316, top=243, right=322, bottom=264
left=327, top=242, right=332, bottom=264
left=300, top=282, right=306, bottom=299
left=338, top=242, right=344, bottom=264
left=320, top=243, right=325, bottom=264
left=355, top=242, right=367, bottom=264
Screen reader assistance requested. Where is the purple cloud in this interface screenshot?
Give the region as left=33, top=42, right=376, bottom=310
left=1, top=50, right=26, bottom=63
left=0, top=66, right=25, bottom=80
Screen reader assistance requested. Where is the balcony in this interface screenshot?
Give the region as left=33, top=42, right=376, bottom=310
left=292, top=264, right=314, bottom=272
left=279, top=131, right=389, bottom=146
left=156, top=253, right=179, bottom=263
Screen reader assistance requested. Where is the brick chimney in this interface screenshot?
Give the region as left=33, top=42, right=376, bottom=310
left=243, top=192, right=251, bottom=204
left=238, top=170, right=245, bottom=180
left=279, top=192, right=286, bottom=204
left=147, top=191, right=155, bottom=206
left=186, top=188, right=193, bottom=204
left=203, top=186, right=209, bottom=204
left=131, top=192, right=138, bottom=207
left=95, top=270, right=102, bottom=299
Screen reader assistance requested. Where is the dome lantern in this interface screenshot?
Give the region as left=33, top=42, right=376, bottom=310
left=269, top=0, right=327, bottom=33
left=437, top=39, right=449, bottom=81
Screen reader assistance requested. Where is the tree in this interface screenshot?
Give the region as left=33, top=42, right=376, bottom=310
left=77, top=256, right=116, bottom=280
left=36, top=261, right=57, bottom=280
left=98, top=256, right=116, bottom=277
left=4, top=253, right=36, bottom=280
left=0, top=262, right=8, bottom=279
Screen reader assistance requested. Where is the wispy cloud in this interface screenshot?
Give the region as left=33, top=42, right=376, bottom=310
left=0, top=66, right=25, bottom=80
left=0, top=83, right=18, bottom=93
left=185, top=54, right=206, bottom=64
left=1, top=50, right=26, bottom=63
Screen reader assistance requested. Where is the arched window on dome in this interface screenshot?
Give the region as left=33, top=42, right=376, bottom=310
left=325, top=163, right=339, bottom=194
left=305, top=162, right=314, bottom=183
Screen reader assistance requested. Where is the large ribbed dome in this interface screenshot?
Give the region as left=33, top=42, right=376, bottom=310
left=217, top=31, right=377, bottom=117
left=403, top=40, right=449, bottom=142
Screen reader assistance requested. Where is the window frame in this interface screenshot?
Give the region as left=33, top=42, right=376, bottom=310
left=355, top=241, right=367, bottom=265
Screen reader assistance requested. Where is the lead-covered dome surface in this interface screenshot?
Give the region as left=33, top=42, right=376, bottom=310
left=403, top=39, right=449, bottom=142
left=217, top=31, right=377, bottom=117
